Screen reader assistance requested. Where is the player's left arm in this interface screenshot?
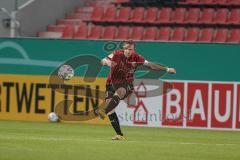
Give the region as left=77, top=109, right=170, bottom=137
left=136, top=54, right=176, bottom=74
left=143, top=60, right=176, bottom=74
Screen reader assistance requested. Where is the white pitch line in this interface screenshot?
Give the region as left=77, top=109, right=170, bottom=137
left=0, top=135, right=237, bottom=146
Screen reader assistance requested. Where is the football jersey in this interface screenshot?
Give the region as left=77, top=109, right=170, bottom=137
left=106, top=50, right=145, bottom=85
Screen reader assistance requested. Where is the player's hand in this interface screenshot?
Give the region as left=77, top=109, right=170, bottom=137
left=168, top=68, right=176, bottom=74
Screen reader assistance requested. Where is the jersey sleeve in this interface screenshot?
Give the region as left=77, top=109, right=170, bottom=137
left=111, top=50, right=120, bottom=62
left=136, top=54, right=145, bottom=66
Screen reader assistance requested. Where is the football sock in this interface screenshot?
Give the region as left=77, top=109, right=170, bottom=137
left=108, top=112, right=123, bottom=136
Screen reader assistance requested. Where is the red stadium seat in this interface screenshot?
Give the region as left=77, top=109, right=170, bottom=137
left=91, top=7, right=104, bottom=21
left=198, top=28, right=214, bottom=42
left=213, top=0, right=227, bottom=5
left=181, top=0, right=200, bottom=4
left=74, top=23, right=88, bottom=39
left=227, top=29, right=240, bottom=43
left=213, top=29, right=228, bottom=42
left=185, top=28, right=200, bottom=42
left=75, top=7, right=94, bottom=13
left=228, top=0, right=240, bottom=5
left=102, top=26, right=117, bottom=39
left=116, top=7, right=131, bottom=22
left=115, top=26, right=129, bottom=40
left=156, top=27, right=171, bottom=41
left=171, top=27, right=185, bottom=41
left=102, top=6, right=117, bottom=22
left=88, top=26, right=102, bottom=39
left=143, top=27, right=158, bottom=40
left=131, top=7, right=145, bottom=23
left=171, top=8, right=186, bottom=23
left=62, top=25, right=75, bottom=38
left=130, top=26, right=144, bottom=40
left=145, top=7, right=158, bottom=23
left=213, top=8, right=228, bottom=24
left=115, top=0, right=129, bottom=3
left=157, top=8, right=172, bottom=24
left=185, top=8, right=200, bottom=23
left=200, top=0, right=214, bottom=4
left=47, top=25, right=65, bottom=32
left=227, top=9, right=240, bottom=24
left=57, top=19, right=82, bottom=25
left=66, top=13, right=91, bottom=20
left=198, top=8, right=214, bottom=24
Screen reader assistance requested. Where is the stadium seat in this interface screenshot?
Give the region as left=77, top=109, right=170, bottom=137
left=213, top=28, right=228, bottom=42
left=115, top=26, right=129, bottom=39
left=213, top=0, right=227, bottom=5
left=86, top=0, right=113, bottom=7
left=116, top=7, right=131, bottom=22
left=171, top=8, right=186, bottom=23
left=115, top=0, right=129, bottom=3
left=185, top=27, right=200, bottom=42
left=131, top=7, right=145, bottom=23
left=144, top=7, right=158, bottom=23
left=66, top=13, right=91, bottom=20
left=185, top=8, right=200, bottom=23
left=181, top=0, right=200, bottom=4
left=47, top=25, right=65, bottom=32
left=130, top=26, right=144, bottom=40
left=143, top=27, right=158, bottom=40
left=227, top=29, right=240, bottom=43
left=102, top=26, right=117, bottom=39
left=66, top=13, right=82, bottom=19
left=200, top=0, right=214, bottom=4
left=57, top=19, right=82, bottom=25
left=227, top=9, right=240, bottom=24
left=88, top=25, right=102, bottom=39
left=198, top=8, right=214, bottom=24
left=62, top=25, right=75, bottom=38
left=157, top=8, right=172, bottom=24
left=90, top=7, right=104, bottom=21
left=213, top=8, right=228, bottom=24
left=171, top=27, right=185, bottom=41
left=228, top=0, right=240, bottom=5
left=198, top=28, right=214, bottom=42
left=74, top=23, right=88, bottom=39
left=156, top=27, right=171, bottom=41
left=102, top=6, right=117, bottom=22
left=75, top=7, right=94, bottom=13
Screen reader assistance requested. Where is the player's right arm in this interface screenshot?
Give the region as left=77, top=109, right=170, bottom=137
left=100, top=53, right=115, bottom=67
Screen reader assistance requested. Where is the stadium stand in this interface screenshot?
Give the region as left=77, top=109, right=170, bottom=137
left=38, top=0, right=240, bottom=43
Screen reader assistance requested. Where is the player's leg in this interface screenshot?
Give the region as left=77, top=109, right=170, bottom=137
left=106, top=87, right=126, bottom=139
left=105, top=84, right=133, bottom=140
left=95, top=85, right=114, bottom=119
left=105, top=87, right=126, bottom=115
left=105, top=84, right=133, bottom=115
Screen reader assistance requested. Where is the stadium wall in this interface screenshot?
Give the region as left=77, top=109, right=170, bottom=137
left=0, top=38, right=240, bottom=131
left=0, top=0, right=84, bottom=37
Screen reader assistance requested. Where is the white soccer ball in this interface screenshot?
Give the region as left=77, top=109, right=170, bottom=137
left=58, top=64, right=74, bottom=80
left=48, top=112, right=59, bottom=122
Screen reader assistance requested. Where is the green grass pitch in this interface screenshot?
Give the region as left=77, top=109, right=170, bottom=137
left=0, top=120, right=240, bottom=160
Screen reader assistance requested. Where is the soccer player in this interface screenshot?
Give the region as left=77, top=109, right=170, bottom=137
left=100, top=40, right=176, bottom=140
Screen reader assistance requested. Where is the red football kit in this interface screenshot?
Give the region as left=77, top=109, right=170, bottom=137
left=106, top=50, right=145, bottom=86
